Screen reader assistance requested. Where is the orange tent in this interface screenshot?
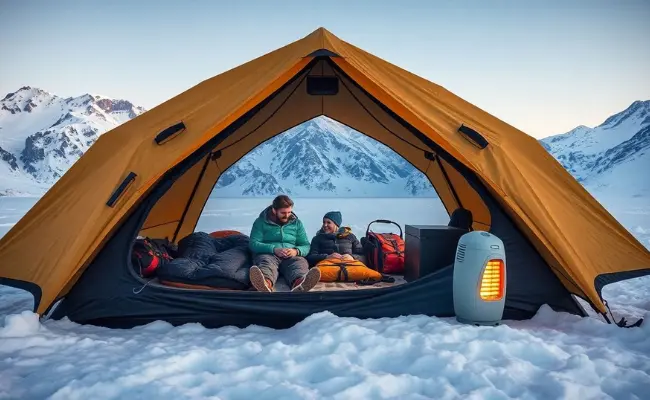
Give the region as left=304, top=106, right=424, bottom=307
left=0, top=28, right=647, bottom=328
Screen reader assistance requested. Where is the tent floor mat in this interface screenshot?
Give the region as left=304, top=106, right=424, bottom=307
left=275, top=274, right=406, bottom=292
left=151, top=274, right=406, bottom=292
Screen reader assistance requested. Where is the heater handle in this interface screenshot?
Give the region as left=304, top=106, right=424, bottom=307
left=366, top=220, right=403, bottom=238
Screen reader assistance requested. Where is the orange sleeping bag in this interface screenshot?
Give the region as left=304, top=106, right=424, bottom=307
left=315, top=258, right=383, bottom=282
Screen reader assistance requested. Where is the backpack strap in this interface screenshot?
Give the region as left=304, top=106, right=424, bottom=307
left=356, top=274, right=396, bottom=286
left=386, top=236, right=404, bottom=256
left=336, top=263, right=351, bottom=282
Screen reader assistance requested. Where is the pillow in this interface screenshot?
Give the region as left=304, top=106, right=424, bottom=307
left=209, top=230, right=243, bottom=238
left=315, top=258, right=382, bottom=282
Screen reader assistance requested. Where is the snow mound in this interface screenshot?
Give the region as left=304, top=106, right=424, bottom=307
left=0, top=304, right=648, bottom=399
left=0, top=311, right=42, bottom=338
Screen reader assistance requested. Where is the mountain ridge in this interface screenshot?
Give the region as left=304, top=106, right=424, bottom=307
left=0, top=86, right=146, bottom=195
left=539, top=100, right=649, bottom=196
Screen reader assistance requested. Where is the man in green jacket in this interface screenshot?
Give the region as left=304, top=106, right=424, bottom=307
left=248, top=195, right=321, bottom=292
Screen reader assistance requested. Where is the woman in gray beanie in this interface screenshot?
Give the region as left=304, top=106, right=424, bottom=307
left=306, top=211, right=364, bottom=267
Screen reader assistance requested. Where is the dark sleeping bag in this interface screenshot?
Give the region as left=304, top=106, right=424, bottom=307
left=156, top=232, right=252, bottom=290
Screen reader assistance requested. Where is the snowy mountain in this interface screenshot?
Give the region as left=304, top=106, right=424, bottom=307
left=540, top=100, right=650, bottom=197
left=0, top=87, right=146, bottom=196
left=212, top=117, right=436, bottom=197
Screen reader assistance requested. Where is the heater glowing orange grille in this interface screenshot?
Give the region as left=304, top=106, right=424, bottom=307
left=479, top=259, right=504, bottom=301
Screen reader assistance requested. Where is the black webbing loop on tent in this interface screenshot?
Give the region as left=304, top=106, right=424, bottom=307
left=213, top=64, right=314, bottom=154
left=603, top=299, right=644, bottom=328
left=106, top=172, right=137, bottom=207
left=154, top=122, right=186, bottom=145
left=458, top=124, right=489, bottom=149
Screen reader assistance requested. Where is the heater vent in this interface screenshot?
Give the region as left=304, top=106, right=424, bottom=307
left=456, top=244, right=466, bottom=262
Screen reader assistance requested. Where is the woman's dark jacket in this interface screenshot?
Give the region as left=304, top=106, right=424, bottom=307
left=306, top=227, right=364, bottom=266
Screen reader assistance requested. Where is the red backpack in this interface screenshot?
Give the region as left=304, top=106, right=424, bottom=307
left=361, top=220, right=405, bottom=274
left=131, top=238, right=175, bottom=278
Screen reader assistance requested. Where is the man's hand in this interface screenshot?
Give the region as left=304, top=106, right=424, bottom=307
left=341, top=254, right=354, bottom=261
left=274, top=248, right=298, bottom=258
left=284, top=248, right=298, bottom=258
left=327, top=253, right=343, bottom=259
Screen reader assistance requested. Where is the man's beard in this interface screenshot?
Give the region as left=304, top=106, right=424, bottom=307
left=272, top=211, right=289, bottom=225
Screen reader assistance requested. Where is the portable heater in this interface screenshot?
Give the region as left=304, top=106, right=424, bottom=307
left=453, top=231, right=507, bottom=325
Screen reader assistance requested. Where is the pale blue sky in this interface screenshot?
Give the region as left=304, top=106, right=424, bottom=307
left=1, top=0, right=648, bottom=138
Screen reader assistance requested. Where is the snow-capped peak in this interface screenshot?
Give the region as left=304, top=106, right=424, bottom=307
left=0, top=86, right=146, bottom=195
left=599, top=100, right=650, bottom=130
left=213, top=116, right=436, bottom=198
left=540, top=100, right=650, bottom=196
left=1, top=86, right=57, bottom=115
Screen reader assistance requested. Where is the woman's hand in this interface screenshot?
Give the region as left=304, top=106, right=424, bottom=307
left=341, top=254, right=354, bottom=261
left=327, top=253, right=342, bottom=259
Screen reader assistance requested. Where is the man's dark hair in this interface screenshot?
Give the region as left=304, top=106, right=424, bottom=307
left=272, top=194, right=294, bottom=210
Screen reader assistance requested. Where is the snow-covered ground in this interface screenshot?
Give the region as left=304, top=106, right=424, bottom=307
left=1, top=196, right=649, bottom=399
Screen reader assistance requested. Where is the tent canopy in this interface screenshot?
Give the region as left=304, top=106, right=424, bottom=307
left=0, top=27, right=648, bottom=317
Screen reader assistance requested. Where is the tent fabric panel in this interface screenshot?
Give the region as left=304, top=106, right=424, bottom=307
left=423, top=160, right=459, bottom=216
left=139, top=221, right=182, bottom=240
left=172, top=158, right=222, bottom=241
left=438, top=158, right=491, bottom=230
left=140, top=154, right=210, bottom=239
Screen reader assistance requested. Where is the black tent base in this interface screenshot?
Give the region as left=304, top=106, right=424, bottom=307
left=50, top=263, right=570, bottom=330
